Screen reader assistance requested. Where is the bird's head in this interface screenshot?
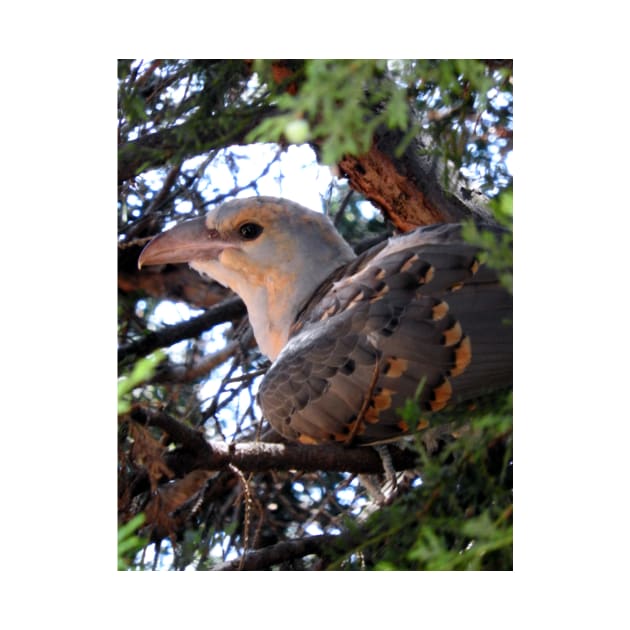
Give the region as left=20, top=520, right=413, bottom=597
left=138, top=196, right=356, bottom=359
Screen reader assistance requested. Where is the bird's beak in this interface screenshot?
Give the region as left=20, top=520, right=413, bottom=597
left=138, top=217, right=228, bottom=269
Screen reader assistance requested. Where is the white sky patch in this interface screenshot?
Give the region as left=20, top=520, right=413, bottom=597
left=267, top=145, right=336, bottom=211
left=357, top=200, right=379, bottom=220
left=203, top=143, right=335, bottom=212
left=304, top=522, right=324, bottom=536
left=152, top=300, right=203, bottom=326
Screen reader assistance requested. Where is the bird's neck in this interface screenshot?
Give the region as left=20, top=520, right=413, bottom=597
left=244, top=279, right=301, bottom=360
left=243, top=260, right=350, bottom=360
left=192, top=247, right=355, bottom=360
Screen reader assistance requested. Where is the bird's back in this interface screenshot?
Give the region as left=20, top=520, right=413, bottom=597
left=258, top=222, right=512, bottom=445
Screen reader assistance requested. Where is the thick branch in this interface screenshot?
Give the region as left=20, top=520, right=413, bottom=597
left=131, top=407, right=419, bottom=475
left=338, top=127, right=493, bottom=230
left=195, top=440, right=418, bottom=474
left=119, top=260, right=233, bottom=309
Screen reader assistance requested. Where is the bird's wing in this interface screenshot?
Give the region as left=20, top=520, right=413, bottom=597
left=258, top=223, right=512, bottom=445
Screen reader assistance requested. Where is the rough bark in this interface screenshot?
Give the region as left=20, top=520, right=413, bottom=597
left=118, top=257, right=232, bottom=310
left=130, top=407, right=419, bottom=476
left=338, top=127, right=493, bottom=230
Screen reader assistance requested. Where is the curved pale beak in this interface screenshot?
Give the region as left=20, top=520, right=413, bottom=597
left=138, top=217, right=228, bottom=269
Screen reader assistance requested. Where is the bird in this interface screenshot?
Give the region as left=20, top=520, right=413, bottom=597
left=138, top=196, right=512, bottom=446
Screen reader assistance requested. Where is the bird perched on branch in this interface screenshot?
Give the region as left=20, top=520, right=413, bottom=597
left=138, top=197, right=512, bottom=446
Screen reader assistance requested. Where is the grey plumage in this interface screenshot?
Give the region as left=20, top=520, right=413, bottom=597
left=138, top=197, right=512, bottom=446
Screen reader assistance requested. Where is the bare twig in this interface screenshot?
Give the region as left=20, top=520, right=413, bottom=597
left=153, top=339, right=242, bottom=383
left=211, top=533, right=341, bottom=570
left=118, top=296, right=246, bottom=363
left=332, top=189, right=354, bottom=227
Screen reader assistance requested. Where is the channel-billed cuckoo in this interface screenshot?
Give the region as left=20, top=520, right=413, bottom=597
left=138, top=197, right=512, bottom=445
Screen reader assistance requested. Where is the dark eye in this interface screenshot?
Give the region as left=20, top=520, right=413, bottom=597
left=239, top=222, right=263, bottom=240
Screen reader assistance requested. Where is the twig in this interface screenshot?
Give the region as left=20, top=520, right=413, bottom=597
left=118, top=296, right=246, bottom=363
left=228, top=464, right=252, bottom=569
left=211, top=533, right=342, bottom=570
left=202, top=147, right=283, bottom=208
left=153, top=339, right=242, bottom=383
left=332, top=189, right=354, bottom=227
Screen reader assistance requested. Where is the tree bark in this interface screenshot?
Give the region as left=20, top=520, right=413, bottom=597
left=130, top=407, right=419, bottom=475
left=211, top=533, right=341, bottom=570
left=118, top=257, right=232, bottom=310
left=338, top=127, right=493, bottom=230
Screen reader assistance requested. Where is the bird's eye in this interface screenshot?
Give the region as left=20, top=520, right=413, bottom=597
left=239, top=222, right=263, bottom=240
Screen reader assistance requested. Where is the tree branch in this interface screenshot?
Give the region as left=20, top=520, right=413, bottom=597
left=118, top=106, right=274, bottom=184
left=198, top=440, right=417, bottom=474
left=118, top=295, right=246, bottom=364
left=131, top=407, right=420, bottom=475
left=211, top=533, right=342, bottom=570
left=118, top=261, right=233, bottom=310
left=338, top=127, right=493, bottom=230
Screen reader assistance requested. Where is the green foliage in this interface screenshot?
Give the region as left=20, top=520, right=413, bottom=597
left=248, top=60, right=411, bottom=164
left=407, top=60, right=512, bottom=188
left=117, top=60, right=266, bottom=179
left=118, top=513, right=147, bottom=570
left=247, top=59, right=512, bottom=191
left=328, top=394, right=513, bottom=570
left=461, top=186, right=513, bottom=292
left=489, top=186, right=514, bottom=226
left=117, top=351, right=165, bottom=414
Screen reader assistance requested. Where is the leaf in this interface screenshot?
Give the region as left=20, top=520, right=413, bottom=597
left=118, top=351, right=166, bottom=414
left=118, top=513, right=147, bottom=570
left=461, top=512, right=496, bottom=538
